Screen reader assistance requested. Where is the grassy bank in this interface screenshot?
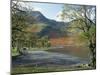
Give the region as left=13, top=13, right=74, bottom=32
left=11, top=64, right=93, bottom=75
left=12, top=47, right=20, bottom=56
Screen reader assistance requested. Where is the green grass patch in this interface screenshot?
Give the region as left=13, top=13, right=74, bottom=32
left=11, top=47, right=19, bottom=56
left=11, top=64, right=93, bottom=75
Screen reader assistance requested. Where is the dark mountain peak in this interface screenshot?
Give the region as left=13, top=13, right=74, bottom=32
left=29, top=11, right=48, bottom=23
left=30, top=11, right=42, bottom=16
left=29, top=11, right=46, bottom=19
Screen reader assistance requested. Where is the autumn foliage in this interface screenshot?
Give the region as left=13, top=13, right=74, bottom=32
left=49, top=37, right=74, bottom=46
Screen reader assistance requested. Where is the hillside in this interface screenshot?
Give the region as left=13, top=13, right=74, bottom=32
left=24, top=11, right=69, bottom=38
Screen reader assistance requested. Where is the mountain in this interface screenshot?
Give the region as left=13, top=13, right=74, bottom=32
left=29, top=11, right=49, bottom=23
left=19, top=11, right=69, bottom=38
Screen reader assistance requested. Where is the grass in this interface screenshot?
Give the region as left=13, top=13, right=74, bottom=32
left=11, top=64, right=94, bottom=75
left=12, top=47, right=20, bottom=56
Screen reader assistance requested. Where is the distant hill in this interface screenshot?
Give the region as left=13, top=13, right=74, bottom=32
left=17, top=10, right=69, bottom=38
left=27, top=11, right=69, bottom=38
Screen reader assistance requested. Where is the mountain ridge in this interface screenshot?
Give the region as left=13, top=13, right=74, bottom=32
left=18, top=10, right=69, bottom=38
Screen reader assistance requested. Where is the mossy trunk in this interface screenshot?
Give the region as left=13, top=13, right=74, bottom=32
left=89, top=40, right=96, bottom=68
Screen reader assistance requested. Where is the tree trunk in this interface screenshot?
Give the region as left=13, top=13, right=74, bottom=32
left=89, top=40, right=96, bottom=68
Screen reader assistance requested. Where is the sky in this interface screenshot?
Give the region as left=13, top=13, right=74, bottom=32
left=13, top=1, right=96, bottom=22
left=18, top=2, right=64, bottom=21
left=33, top=2, right=63, bottom=21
